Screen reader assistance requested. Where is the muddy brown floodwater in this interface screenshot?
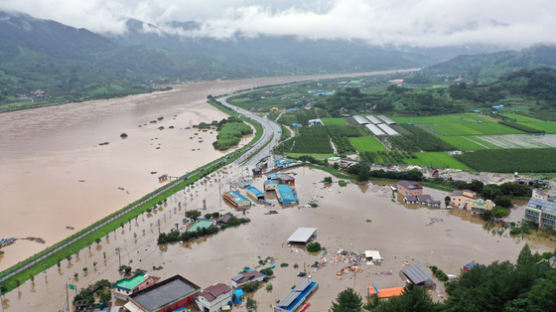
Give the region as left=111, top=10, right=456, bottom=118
left=0, top=71, right=411, bottom=270
left=1, top=164, right=553, bottom=312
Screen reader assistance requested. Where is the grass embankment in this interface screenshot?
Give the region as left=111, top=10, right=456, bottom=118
left=0, top=97, right=264, bottom=293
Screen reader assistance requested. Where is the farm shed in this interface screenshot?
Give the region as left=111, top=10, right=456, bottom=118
left=400, top=264, right=433, bottom=287
left=365, top=124, right=386, bottom=136
left=126, top=275, right=201, bottom=312
left=288, top=227, right=317, bottom=244
left=366, top=115, right=382, bottom=124
left=377, top=115, right=397, bottom=125
left=376, top=123, right=399, bottom=136
left=353, top=115, right=370, bottom=125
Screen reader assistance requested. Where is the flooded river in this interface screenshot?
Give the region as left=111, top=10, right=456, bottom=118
left=1, top=164, right=553, bottom=311
left=0, top=71, right=410, bottom=271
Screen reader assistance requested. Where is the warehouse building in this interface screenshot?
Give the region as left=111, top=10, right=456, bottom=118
left=276, top=184, right=299, bottom=205
left=274, top=279, right=318, bottom=312
left=246, top=186, right=265, bottom=202
left=125, top=275, right=201, bottom=312
left=400, top=264, right=434, bottom=288
left=223, top=191, right=251, bottom=209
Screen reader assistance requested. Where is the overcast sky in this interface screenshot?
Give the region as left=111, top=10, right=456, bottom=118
left=1, top=0, right=555, bottom=48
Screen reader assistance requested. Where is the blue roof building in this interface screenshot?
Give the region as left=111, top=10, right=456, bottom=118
left=274, top=279, right=318, bottom=312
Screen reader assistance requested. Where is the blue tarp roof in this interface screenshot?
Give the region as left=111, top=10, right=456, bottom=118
left=277, top=184, right=297, bottom=204
left=247, top=186, right=264, bottom=197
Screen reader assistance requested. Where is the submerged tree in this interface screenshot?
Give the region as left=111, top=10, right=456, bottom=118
left=331, top=288, right=363, bottom=312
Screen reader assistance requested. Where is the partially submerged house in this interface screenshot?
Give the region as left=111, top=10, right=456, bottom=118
left=449, top=190, right=494, bottom=213
left=113, top=273, right=160, bottom=301
left=195, top=283, right=232, bottom=312
left=397, top=181, right=423, bottom=197
left=403, top=195, right=441, bottom=207
left=231, top=271, right=265, bottom=288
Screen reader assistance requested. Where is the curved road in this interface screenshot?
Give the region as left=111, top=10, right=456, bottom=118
left=217, top=94, right=282, bottom=167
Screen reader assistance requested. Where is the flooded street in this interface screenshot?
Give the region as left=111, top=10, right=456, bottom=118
left=0, top=71, right=409, bottom=271
left=1, top=165, right=553, bottom=311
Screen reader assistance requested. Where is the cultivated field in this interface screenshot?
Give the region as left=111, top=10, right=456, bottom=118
left=393, top=114, right=523, bottom=136
left=439, top=136, right=498, bottom=151
left=349, top=136, right=388, bottom=152
left=321, top=117, right=348, bottom=125
left=502, top=113, right=556, bottom=133
left=403, top=152, right=472, bottom=170
left=478, top=134, right=556, bottom=149
left=456, top=148, right=556, bottom=172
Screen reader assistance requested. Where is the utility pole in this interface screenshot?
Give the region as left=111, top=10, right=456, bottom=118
left=65, top=283, right=70, bottom=312
left=157, top=219, right=161, bottom=234
left=115, top=248, right=121, bottom=269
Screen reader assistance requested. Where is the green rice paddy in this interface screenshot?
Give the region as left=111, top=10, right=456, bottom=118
left=403, top=152, right=472, bottom=170
left=321, top=117, right=348, bottom=125
left=393, top=113, right=523, bottom=136
left=502, top=113, right=556, bottom=133
left=439, top=136, right=499, bottom=151
left=348, top=136, right=388, bottom=152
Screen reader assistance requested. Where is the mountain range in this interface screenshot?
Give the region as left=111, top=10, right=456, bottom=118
left=0, top=10, right=554, bottom=111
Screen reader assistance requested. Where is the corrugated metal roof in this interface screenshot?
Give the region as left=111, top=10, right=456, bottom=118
left=293, top=279, right=312, bottom=292
left=277, top=291, right=300, bottom=307
left=366, top=115, right=381, bottom=124
left=287, top=227, right=317, bottom=243
left=353, top=115, right=370, bottom=124
left=376, top=123, right=399, bottom=136
left=365, top=124, right=386, bottom=136
left=401, top=264, right=431, bottom=285
left=377, top=115, right=396, bottom=125
left=528, top=197, right=556, bottom=214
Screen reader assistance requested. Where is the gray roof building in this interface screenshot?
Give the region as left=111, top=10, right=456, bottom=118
left=401, top=264, right=433, bottom=286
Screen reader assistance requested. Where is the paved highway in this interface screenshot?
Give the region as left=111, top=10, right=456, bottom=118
left=217, top=94, right=282, bottom=168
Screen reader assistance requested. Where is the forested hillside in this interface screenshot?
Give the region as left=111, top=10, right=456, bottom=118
left=422, top=45, right=556, bottom=82
left=316, top=68, right=556, bottom=119
left=0, top=10, right=433, bottom=112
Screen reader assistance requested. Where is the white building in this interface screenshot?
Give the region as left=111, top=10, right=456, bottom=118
left=195, top=283, right=232, bottom=312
